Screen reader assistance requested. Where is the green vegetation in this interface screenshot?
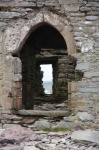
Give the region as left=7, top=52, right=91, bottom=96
left=0, top=7, right=11, bottom=12
left=41, top=127, right=70, bottom=132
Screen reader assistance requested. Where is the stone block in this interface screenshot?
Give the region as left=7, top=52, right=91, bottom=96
left=77, top=112, right=94, bottom=121
left=4, top=73, right=13, bottom=81
left=80, top=7, right=91, bottom=12
left=71, top=82, right=76, bottom=92
left=13, top=74, right=22, bottom=82
left=4, top=56, right=14, bottom=73
left=13, top=88, right=22, bottom=97
left=86, top=2, right=99, bottom=7
left=2, top=96, right=13, bottom=110
left=0, top=12, right=21, bottom=19
left=33, top=120, right=51, bottom=129
left=56, top=120, right=76, bottom=129
left=14, top=98, right=22, bottom=110
left=14, top=58, right=22, bottom=74
left=78, top=88, right=98, bottom=93
left=84, top=71, right=99, bottom=78
left=71, top=130, right=99, bottom=144
left=83, top=27, right=95, bottom=33
left=59, top=0, right=79, bottom=5
left=85, top=16, right=99, bottom=21
left=76, top=62, right=90, bottom=71
left=64, top=4, right=80, bottom=12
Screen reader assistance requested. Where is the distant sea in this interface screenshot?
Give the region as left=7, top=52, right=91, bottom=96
left=43, top=81, right=52, bottom=94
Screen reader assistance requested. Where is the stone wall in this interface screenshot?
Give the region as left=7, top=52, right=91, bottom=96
left=0, top=0, right=99, bottom=119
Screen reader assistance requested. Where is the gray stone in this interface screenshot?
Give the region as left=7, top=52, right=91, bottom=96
left=0, top=129, right=5, bottom=135
left=78, top=88, right=98, bottom=93
left=86, top=2, right=99, bottom=7
left=0, top=12, right=22, bottom=19
left=33, top=120, right=51, bottom=129
left=24, top=146, right=39, bottom=150
left=13, top=74, right=22, bottom=81
left=55, top=121, right=76, bottom=129
left=76, top=62, right=90, bottom=71
left=64, top=4, right=80, bottom=12
left=80, top=7, right=91, bottom=12
left=0, top=125, right=33, bottom=143
left=77, top=112, right=94, bottom=121
left=59, top=0, right=79, bottom=5
left=84, top=72, right=99, bottom=78
left=3, top=124, right=22, bottom=129
left=14, top=57, right=22, bottom=74
left=71, top=130, right=99, bottom=144
left=85, top=16, right=98, bottom=21
left=63, top=117, right=73, bottom=122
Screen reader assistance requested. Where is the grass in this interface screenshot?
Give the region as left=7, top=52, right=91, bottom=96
left=41, top=127, right=70, bottom=132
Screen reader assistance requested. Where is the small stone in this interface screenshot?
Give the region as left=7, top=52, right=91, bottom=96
left=51, top=139, right=58, bottom=144
left=0, top=129, right=5, bottom=135
left=63, top=117, right=73, bottom=122
left=33, top=120, right=50, bottom=129
left=55, top=121, right=76, bottom=129
left=85, top=16, right=98, bottom=21
left=24, top=146, right=39, bottom=150
left=60, top=138, right=66, bottom=144
left=71, top=129, right=99, bottom=144
left=77, top=112, right=94, bottom=121
left=21, top=117, right=37, bottom=124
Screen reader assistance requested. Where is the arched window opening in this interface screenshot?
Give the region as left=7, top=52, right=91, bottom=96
left=20, top=23, right=75, bottom=110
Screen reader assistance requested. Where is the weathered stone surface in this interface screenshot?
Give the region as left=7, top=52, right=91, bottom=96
left=85, top=16, right=99, bottom=21
left=24, top=146, right=39, bottom=150
left=86, top=2, right=99, bottom=7
left=77, top=112, right=94, bottom=121
left=84, top=72, right=99, bottom=78
left=13, top=74, right=22, bottom=81
left=3, top=124, right=21, bottom=129
left=14, top=57, right=22, bottom=74
left=64, top=4, right=80, bottom=12
left=0, top=129, right=5, bottom=135
left=55, top=121, right=76, bottom=129
left=0, top=125, right=33, bottom=144
left=22, top=117, right=37, bottom=124
left=33, top=120, right=51, bottom=129
left=59, top=0, right=79, bottom=5
left=0, top=114, right=22, bottom=121
left=0, top=12, right=22, bottom=19
left=76, top=62, right=90, bottom=71
left=78, top=88, right=98, bottom=93
left=63, top=117, right=73, bottom=122
left=71, top=130, right=99, bottom=144
left=17, top=110, right=70, bottom=117
left=80, top=7, right=91, bottom=12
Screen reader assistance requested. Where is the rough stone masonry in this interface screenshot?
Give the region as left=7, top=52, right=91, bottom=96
left=0, top=0, right=99, bottom=129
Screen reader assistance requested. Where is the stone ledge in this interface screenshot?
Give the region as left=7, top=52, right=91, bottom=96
left=16, top=110, right=70, bottom=117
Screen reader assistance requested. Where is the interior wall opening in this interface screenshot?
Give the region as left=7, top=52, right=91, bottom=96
left=40, top=64, right=53, bottom=95
left=20, top=23, right=70, bottom=110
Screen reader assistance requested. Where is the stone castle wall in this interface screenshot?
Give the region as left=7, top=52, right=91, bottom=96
left=0, top=0, right=99, bottom=118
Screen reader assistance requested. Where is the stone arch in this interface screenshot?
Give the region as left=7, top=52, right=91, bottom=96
left=9, top=10, right=76, bottom=56
left=2, top=10, right=76, bottom=110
